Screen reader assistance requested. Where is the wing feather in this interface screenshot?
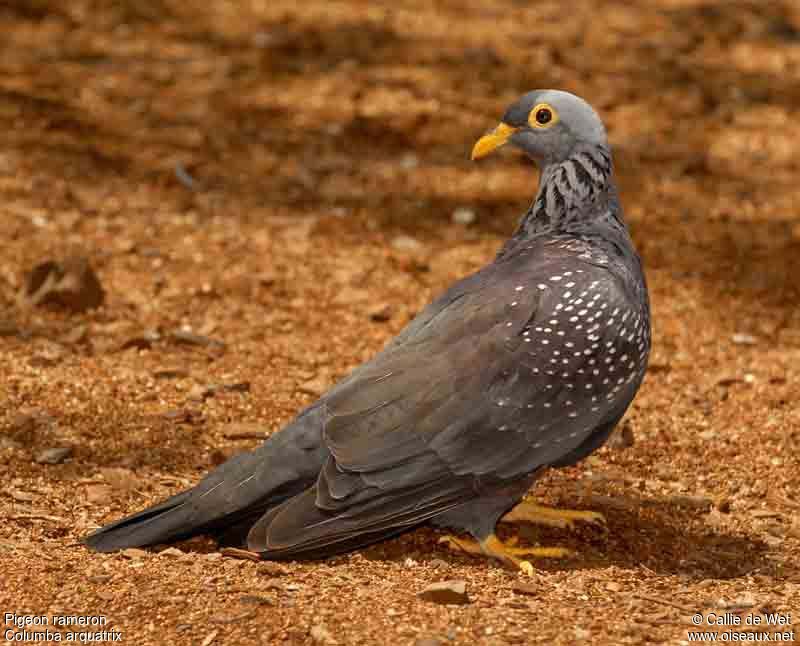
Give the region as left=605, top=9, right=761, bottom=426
left=251, top=250, right=645, bottom=557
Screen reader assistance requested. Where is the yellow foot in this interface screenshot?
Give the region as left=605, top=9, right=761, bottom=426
left=501, top=501, right=606, bottom=531
left=438, top=533, right=572, bottom=575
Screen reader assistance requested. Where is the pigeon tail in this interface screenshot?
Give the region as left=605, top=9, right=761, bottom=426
left=84, top=405, right=327, bottom=552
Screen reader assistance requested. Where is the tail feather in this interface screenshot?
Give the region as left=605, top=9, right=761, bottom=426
left=84, top=489, right=197, bottom=552
left=83, top=405, right=328, bottom=552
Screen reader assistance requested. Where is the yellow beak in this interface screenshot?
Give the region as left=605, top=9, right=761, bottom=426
left=471, top=122, right=518, bottom=160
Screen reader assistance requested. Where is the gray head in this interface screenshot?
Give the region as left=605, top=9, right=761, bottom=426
left=472, top=90, right=607, bottom=165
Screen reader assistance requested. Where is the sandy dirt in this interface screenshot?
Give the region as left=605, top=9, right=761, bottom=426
left=1, top=0, right=799, bottom=644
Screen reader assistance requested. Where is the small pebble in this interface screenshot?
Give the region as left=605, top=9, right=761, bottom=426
left=310, top=624, right=334, bottom=644
left=607, top=423, right=634, bottom=449
left=159, top=547, right=185, bottom=558
left=451, top=207, right=476, bottom=225
left=400, top=153, right=419, bottom=170
left=391, top=235, right=423, bottom=253
left=299, top=377, right=328, bottom=396
left=574, top=628, right=591, bottom=641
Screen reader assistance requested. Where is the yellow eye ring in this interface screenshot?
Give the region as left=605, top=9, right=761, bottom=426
left=528, top=103, right=559, bottom=129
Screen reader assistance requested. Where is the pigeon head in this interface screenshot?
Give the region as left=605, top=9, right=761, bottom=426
left=472, top=90, right=607, bottom=165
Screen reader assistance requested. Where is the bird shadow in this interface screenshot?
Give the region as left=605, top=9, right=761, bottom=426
left=359, top=500, right=777, bottom=582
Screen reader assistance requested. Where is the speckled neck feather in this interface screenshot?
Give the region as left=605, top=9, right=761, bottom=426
left=517, top=144, right=615, bottom=238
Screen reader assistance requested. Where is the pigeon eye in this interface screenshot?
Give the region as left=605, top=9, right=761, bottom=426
left=529, top=103, right=559, bottom=129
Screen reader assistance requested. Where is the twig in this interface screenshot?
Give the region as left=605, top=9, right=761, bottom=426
left=10, top=514, right=67, bottom=523
left=220, top=547, right=261, bottom=562
left=224, top=431, right=268, bottom=441
left=210, top=609, right=257, bottom=625
left=632, top=592, right=697, bottom=613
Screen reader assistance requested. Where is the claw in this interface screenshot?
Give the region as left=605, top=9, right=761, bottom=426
left=438, top=533, right=571, bottom=574
left=501, top=501, right=607, bottom=531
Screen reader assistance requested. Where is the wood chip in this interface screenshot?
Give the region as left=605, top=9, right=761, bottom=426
left=9, top=411, right=40, bottom=437
left=223, top=423, right=270, bottom=441
left=189, top=382, right=251, bottom=402
left=716, top=375, right=745, bottom=387
left=718, top=594, right=756, bottom=610
left=88, top=574, right=113, bottom=584
left=418, top=580, right=470, bottom=605
left=239, top=594, right=275, bottom=606
left=0, top=436, right=23, bottom=450
left=22, top=256, right=105, bottom=312
left=170, top=329, right=225, bottom=348
left=188, top=385, right=215, bottom=402
left=9, top=490, right=36, bottom=503
left=222, top=381, right=251, bottom=393
left=210, top=610, right=256, bottom=625
left=35, top=446, right=72, bottom=465
left=0, top=321, right=20, bottom=337
left=257, top=562, right=288, bottom=576
left=119, top=331, right=160, bottom=351
left=153, top=367, right=190, bottom=379
left=511, top=582, right=539, bottom=597
left=99, top=467, right=140, bottom=491
left=632, top=592, right=696, bottom=613
left=61, top=324, right=88, bottom=345
left=668, top=494, right=712, bottom=511
left=86, top=483, right=113, bottom=504
left=368, top=304, right=393, bottom=322
left=10, top=513, right=66, bottom=523
left=161, top=408, right=203, bottom=424
left=716, top=498, right=733, bottom=513
left=415, top=639, right=444, bottom=646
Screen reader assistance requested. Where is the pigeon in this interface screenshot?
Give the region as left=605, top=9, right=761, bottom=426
left=85, top=90, right=650, bottom=573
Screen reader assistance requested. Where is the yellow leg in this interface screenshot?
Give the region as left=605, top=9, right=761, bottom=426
left=438, top=533, right=572, bottom=575
left=500, top=501, right=606, bottom=530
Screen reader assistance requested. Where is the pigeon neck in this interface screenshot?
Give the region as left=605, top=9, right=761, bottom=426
left=515, top=144, right=615, bottom=238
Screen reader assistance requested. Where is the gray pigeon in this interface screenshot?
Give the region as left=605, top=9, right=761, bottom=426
left=85, top=90, right=650, bottom=573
